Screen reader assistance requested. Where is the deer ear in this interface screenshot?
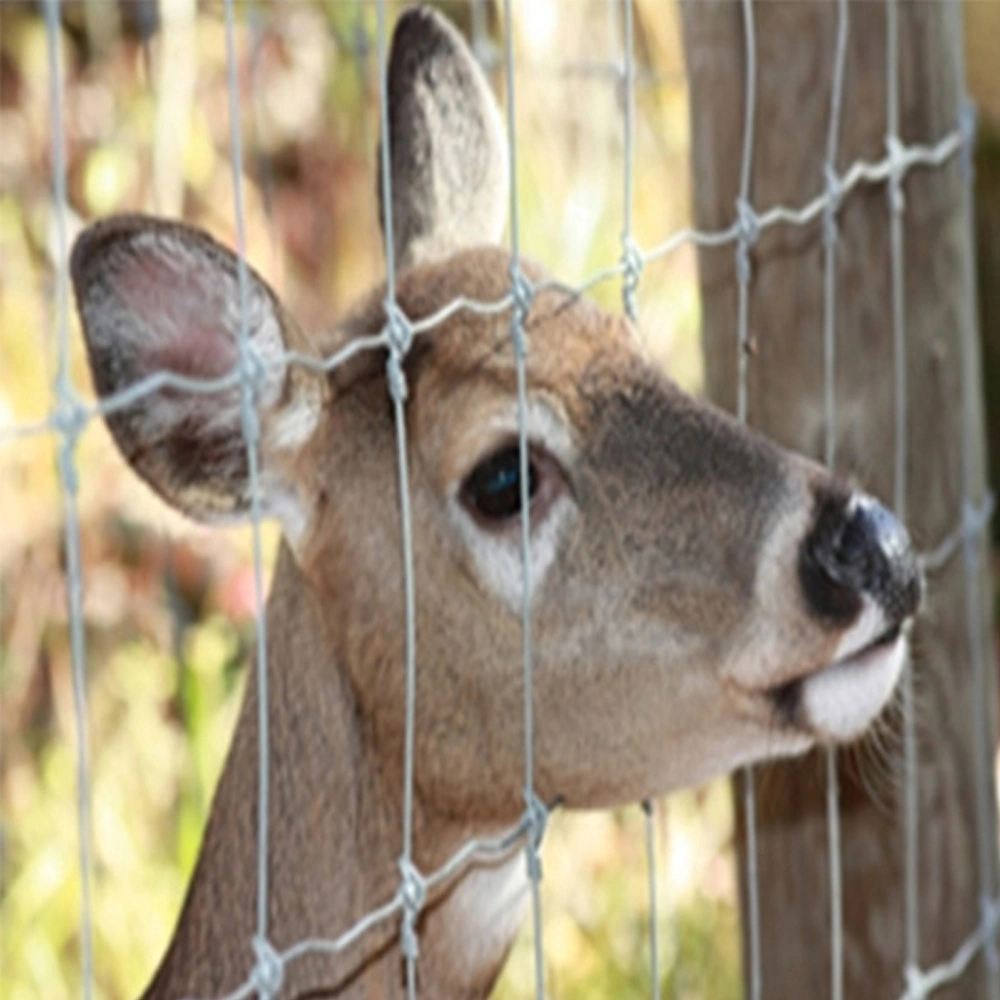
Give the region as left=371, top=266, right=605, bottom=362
left=71, top=215, right=326, bottom=533
left=380, top=6, right=509, bottom=270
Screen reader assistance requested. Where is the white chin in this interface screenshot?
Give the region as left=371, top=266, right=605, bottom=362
left=801, top=633, right=908, bottom=742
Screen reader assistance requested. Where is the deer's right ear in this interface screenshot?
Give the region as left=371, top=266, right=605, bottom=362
left=381, top=6, right=509, bottom=271
left=71, top=215, right=327, bottom=534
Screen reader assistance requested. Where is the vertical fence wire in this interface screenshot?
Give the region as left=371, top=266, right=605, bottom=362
left=734, top=0, right=762, bottom=997
left=374, top=3, right=425, bottom=996
left=619, top=0, right=641, bottom=324
left=501, top=4, right=547, bottom=999
left=734, top=0, right=758, bottom=429
left=42, top=3, right=95, bottom=999
left=221, top=10, right=280, bottom=986
left=642, top=800, right=663, bottom=1000
left=616, top=1, right=662, bottom=994
left=951, top=0, right=1000, bottom=992
left=822, top=1, right=850, bottom=997
left=884, top=0, right=921, bottom=977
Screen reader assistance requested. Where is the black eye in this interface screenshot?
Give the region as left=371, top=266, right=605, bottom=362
left=462, top=445, right=539, bottom=522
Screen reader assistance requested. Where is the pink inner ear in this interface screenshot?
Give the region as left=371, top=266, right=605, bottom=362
left=148, top=330, right=238, bottom=380
left=117, top=247, right=240, bottom=380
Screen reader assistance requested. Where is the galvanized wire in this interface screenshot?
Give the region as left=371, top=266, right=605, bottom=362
left=373, top=2, right=424, bottom=995
left=615, top=5, right=661, bottom=993
left=619, top=0, right=641, bottom=323
left=897, top=898, right=1000, bottom=1000
left=42, top=4, right=95, bottom=1000
left=20, top=4, right=1000, bottom=1000
left=642, top=800, right=663, bottom=1000
left=822, top=1, right=850, bottom=996
left=950, top=0, right=1000, bottom=995
left=501, top=5, right=548, bottom=999
left=221, top=8, right=275, bottom=973
left=883, top=0, right=922, bottom=977
left=733, top=0, right=762, bottom=996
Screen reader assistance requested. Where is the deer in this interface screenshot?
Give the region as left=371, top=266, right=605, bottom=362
left=70, top=7, right=922, bottom=1000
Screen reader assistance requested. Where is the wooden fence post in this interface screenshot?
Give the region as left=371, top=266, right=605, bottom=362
left=679, top=2, right=999, bottom=995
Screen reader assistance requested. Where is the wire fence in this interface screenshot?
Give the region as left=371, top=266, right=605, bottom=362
left=2, top=0, right=997, bottom=997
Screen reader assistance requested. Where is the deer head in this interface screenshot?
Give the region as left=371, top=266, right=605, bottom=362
left=70, top=8, right=921, bottom=999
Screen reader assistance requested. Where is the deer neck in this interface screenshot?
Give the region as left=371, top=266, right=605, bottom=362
left=142, top=543, right=526, bottom=1000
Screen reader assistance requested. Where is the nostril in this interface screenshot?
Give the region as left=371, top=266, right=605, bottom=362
left=799, top=491, right=865, bottom=625
left=799, top=489, right=922, bottom=626
left=827, top=507, right=878, bottom=591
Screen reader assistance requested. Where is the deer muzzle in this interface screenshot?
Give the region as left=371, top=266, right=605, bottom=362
left=779, top=487, right=923, bottom=742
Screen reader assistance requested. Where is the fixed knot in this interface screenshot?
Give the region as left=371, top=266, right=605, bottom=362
left=397, top=859, right=427, bottom=961
left=397, top=858, right=427, bottom=916
left=735, top=198, right=759, bottom=285
left=51, top=397, right=88, bottom=444
left=508, top=268, right=535, bottom=361
left=960, top=98, right=978, bottom=182
left=885, top=134, right=907, bottom=215
left=735, top=197, right=760, bottom=248
left=509, top=267, right=535, bottom=318
left=383, top=302, right=413, bottom=405
left=509, top=267, right=534, bottom=357
left=823, top=163, right=842, bottom=247
left=982, top=894, right=1000, bottom=970
left=962, top=492, right=995, bottom=565
left=383, top=300, right=413, bottom=357
left=237, top=342, right=268, bottom=396
left=384, top=301, right=414, bottom=358
left=522, top=792, right=549, bottom=882
left=963, top=499, right=983, bottom=552
left=524, top=792, right=550, bottom=846
left=251, top=936, right=285, bottom=999
left=620, top=235, right=644, bottom=321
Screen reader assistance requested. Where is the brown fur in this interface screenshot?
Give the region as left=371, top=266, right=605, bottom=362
left=69, top=9, right=910, bottom=999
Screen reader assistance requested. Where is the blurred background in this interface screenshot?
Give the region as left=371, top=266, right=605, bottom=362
left=1, top=2, right=998, bottom=999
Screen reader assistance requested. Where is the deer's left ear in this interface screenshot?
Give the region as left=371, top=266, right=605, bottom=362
left=380, top=6, right=509, bottom=271
left=71, top=215, right=327, bottom=536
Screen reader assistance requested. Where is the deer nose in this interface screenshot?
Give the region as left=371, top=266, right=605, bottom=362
left=799, top=491, right=923, bottom=628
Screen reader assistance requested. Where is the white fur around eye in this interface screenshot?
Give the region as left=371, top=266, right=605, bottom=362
left=451, top=492, right=577, bottom=614
left=447, top=400, right=578, bottom=613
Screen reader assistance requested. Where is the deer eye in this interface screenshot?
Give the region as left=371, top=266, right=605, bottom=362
left=462, top=444, right=538, bottom=522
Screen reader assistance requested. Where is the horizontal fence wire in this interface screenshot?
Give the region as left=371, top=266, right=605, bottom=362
left=14, top=2, right=1000, bottom=999
left=0, top=126, right=968, bottom=455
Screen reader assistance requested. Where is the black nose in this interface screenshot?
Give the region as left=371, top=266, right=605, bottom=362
left=799, top=489, right=923, bottom=626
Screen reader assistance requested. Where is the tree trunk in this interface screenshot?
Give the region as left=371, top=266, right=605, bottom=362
left=679, top=2, right=999, bottom=997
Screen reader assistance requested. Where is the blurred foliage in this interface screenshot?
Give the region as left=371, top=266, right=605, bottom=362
left=0, top=2, right=731, bottom=998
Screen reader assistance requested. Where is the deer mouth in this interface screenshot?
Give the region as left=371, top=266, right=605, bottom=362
left=770, top=623, right=907, bottom=742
